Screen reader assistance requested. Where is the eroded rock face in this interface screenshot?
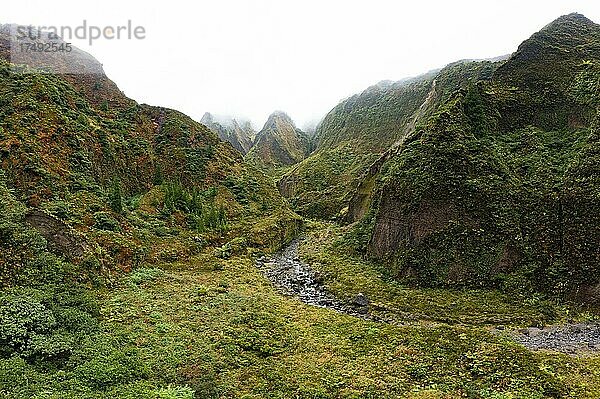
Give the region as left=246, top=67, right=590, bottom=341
left=276, top=174, right=297, bottom=198
left=344, top=150, right=392, bottom=224
left=0, top=24, right=133, bottom=110
left=370, top=199, right=460, bottom=258
left=200, top=113, right=255, bottom=154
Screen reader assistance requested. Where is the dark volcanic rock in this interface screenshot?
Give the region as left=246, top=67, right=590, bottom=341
left=25, top=209, right=88, bottom=260
left=255, top=240, right=370, bottom=319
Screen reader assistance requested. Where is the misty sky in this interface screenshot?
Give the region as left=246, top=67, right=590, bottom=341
left=5, top=0, right=600, bottom=129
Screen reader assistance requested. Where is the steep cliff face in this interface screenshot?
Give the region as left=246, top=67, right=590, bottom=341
left=280, top=60, right=501, bottom=218
left=351, top=13, right=600, bottom=301
left=245, top=111, right=310, bottom=171
left=200, top=112, right=256, bottom=154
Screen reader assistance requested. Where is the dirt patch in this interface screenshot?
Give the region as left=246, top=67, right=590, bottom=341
left=368, top=197, right=461, bottom=258
left=25, top=209, right=88, bottom=260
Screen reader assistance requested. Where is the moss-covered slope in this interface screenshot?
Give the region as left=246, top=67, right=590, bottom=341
left=0, top=38, right=299, bottom=287
left=280, top=60, right=501, bottom=218
left=245, top=111, right=311, bottom=172
left=349, top=13, right=600, bottom=302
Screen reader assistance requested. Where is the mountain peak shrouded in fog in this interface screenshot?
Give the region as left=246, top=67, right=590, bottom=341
left=262, top=111, right=295, bottom=130
left=246, top=110, right=311, bottom=170
left=201, top=112, right=256, bottom=154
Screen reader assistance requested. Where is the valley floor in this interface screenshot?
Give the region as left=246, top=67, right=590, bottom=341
left=4, top=222, right=600, bottom=398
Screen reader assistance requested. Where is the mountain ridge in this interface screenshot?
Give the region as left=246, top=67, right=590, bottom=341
left=200, top=112, right=256, bottom=154
left=279, top=58, right=500, bottom=217
left=245, top=110, right=311, bottom=172
left=345, top=12, right=600, bottom=302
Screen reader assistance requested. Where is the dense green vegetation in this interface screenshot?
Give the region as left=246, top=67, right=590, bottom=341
left=0, top=38, right=299, bottom=397
left=245, top=111, right=311, bottom=175
left=279, top=60, right=501, bottom=219
left=5, top=221, right=600, bottom=398
left=2, top=12, right=600, bottom=399
left=348, top=13, right=600, bottom=303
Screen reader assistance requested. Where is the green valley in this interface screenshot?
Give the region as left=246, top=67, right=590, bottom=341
left=1, top=10, right=600, bottom=399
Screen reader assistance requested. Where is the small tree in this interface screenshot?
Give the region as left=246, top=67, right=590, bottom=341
left=109, top=179, right=123, bottom=214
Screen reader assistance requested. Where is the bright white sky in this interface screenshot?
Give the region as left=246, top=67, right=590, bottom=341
left=5, top=0, right=600, bottom=129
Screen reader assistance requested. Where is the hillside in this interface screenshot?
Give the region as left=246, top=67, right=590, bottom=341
left=0, top=26, right=304, bottom=276
left=200, top=112, right=256, bottom=154
left=0, top=28, right=302, bottom=397
left=245, top=111, right=311, bottom=172
left=345, top=13, right=600, bottom=302
left=279, top=60, right=501, bottom=218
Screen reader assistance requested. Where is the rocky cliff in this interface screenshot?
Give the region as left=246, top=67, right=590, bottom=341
left=200, top=112, right=256, bottom=154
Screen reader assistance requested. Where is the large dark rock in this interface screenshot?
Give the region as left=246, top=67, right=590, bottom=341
left=25, top=209, right=87, bottom=260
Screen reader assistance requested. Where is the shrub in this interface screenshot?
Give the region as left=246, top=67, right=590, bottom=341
left=74, top=344, right=147, bottom=389
left=129, top=267, right=165, bottom=285
left=0, top=287, right=100, bottom=363
left=0, top=295, right=57, bottom=358
left=161, top=181, right=227, bottom=232
left=109, top=179, right=123, bottom=214
left=155, top=385, right=195, bottom=399
left=93, top=211, right=121, bottom=231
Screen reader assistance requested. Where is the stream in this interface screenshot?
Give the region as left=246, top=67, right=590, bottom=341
left=255, top=240, right=372, bottom=320
left=256, top=239, right=600, bottom=356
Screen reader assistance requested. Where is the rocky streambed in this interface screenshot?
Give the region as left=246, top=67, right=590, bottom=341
left=255, top=240, right=371, bottom=319
left=257, top=239, right=600, bottom=356
left=506, top=323, right=600, bottom=355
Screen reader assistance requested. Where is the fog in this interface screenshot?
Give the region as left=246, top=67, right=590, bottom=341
left=5, top=0, right=600, bottom=128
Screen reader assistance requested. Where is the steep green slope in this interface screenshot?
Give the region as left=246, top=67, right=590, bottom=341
left=279, top=60, right=501, bottom=218
left=0, top=31, right=302, bottom=284
left=0, top=33, right=300, bottom=396
left=0, top=58, right=298, bottom=266
left=347, top=13, right=600, bottom=303
left=245, top=111, right=311, bottom=173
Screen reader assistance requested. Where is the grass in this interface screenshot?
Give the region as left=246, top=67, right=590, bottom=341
left=3, top=222, right=600, bottom=398
left=299, top=221, right=596, bottom=327
left=98, top=239, right=600, bottom=398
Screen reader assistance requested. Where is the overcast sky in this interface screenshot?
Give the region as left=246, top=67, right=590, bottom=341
left=5, top=0, right=600, bottom=129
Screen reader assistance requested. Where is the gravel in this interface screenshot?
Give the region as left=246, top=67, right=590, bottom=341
left=255, top=240, right=371, bottom=319
left=258, top=240, right=600, bottom=356
left=508, top=323, right=600, bottom=355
